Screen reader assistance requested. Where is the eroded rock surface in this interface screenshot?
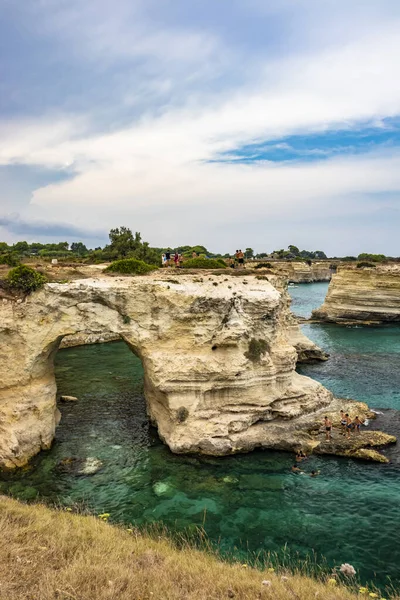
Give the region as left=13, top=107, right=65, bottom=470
left=313, top=265, right=400, bottom=323
left=250, top=261, right=333, bottom=282
left=0, top=272, right=393, bottom=468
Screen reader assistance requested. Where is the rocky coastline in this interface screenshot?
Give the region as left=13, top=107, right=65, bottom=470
left=0, top=270, right=395, bottom=468
left=312, top=265, right=400, bottom=323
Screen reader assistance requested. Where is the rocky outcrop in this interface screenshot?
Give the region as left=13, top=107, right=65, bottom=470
left=286, top=324, right=329, bottom=363
left=0, top=272, right=393, bottom=469
left=313, top=265, right=400, bottom=323
left=60, top=331, right=119, bottom=348
left=250, top=261, right=333, bottom=282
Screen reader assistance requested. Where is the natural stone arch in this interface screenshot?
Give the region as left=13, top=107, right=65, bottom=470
left=0, top=274, right=332, bottom=469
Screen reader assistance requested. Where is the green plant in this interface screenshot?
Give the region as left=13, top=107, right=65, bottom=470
left=105, top=258, right=158, bottom=275
left=182, top=258, right=227, bottom=270
left=122, top=314, right=131, bottom=324
left=176, top=407, right=189, bottom=423
left=0, top=252, right=20, bottom=267
left=256, top=275, right=268, bottom=281
left=5, top=265, right=48, bottom=294
left=245, top=338, right=269, bottom=363
left=357, top=262, right=376, bottom=268
left=255, top=262, right=272, bottom=269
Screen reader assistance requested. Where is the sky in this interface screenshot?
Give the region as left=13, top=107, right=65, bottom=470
left=1, top=0, right=400, bottom=255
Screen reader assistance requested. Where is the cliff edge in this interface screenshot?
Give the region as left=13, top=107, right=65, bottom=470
left=313, top=265, right=400, bottom=323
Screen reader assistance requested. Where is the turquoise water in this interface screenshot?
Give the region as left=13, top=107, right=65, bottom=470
left=1, top=283, right=400, bottom=589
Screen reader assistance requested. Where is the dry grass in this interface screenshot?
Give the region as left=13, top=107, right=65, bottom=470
left=0, top=496, right=393, bottom=600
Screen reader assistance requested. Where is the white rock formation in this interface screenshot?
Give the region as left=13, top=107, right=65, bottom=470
left=0, top=272, right=393, bottom=468
left=249, top=261, right=332, bottom=282
left=313, top=265, right=400, bottom=323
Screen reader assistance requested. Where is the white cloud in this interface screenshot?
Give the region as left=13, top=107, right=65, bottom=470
left=1, top=0, right=400, bottom=253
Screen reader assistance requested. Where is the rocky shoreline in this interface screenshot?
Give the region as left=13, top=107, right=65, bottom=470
left=0, top=270, right=395, bottom=468
left=313, top=265, right=400, bottom=324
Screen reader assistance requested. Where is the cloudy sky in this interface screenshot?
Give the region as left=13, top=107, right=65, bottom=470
left=1, top=0, right=400, bottom=255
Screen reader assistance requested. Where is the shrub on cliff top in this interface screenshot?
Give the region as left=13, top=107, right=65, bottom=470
left=105, top=257, right=158, bottom=275
left=6, top=264, right=48, bottom=294
left=0, top=252, right=20, bottom=267
left=182, top=257, right=226, bottom=269
left=357, top=261, right=377, bottom=269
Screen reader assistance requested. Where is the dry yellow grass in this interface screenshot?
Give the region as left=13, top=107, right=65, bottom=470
left=0, top=495, right=394, bottom=600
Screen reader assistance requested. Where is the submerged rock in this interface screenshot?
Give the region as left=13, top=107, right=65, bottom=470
left=59, top=395, right=78, bottom=402
left=57, top=457, right=103, bottom=476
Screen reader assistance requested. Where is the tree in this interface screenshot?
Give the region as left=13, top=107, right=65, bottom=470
left=0, top=242, right=9, bottom=252
left=288, top=245, right=300, bottom=256
left=107, top=227, right=141, bottom=258
left=314, top=250, right=327, bottom=259
left=12, top=241, right=29, bottom=254
left=245, top=248, right=254, bottom=259
left=71, top=242, right=88, bottom=256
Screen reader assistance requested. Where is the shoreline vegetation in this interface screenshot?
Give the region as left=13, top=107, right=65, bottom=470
left=1, top=227, right=399, bottom=268
left=0, top=495, right=395, bottom=600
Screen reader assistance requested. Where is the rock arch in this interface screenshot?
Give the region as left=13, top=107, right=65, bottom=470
left=0, top=274, right=332, bottom=469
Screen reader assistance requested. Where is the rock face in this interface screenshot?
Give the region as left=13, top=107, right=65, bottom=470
left=60, top=331, right=119, bottom=348
left=313, top=266, right=400, bottom=323
left=0, top=272, right=393, bottom=469
left=250, top=261, right=333, bottom=282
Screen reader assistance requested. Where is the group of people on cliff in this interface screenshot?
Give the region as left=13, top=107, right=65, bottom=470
left=161, top=250, right=199, bottom=267
left=324, top=411, right=364, bottom=441
left=161, top=249, right=247, bottom=268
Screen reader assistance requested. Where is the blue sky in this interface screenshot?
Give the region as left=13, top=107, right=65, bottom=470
left=1, top=0, right=400, bottom=254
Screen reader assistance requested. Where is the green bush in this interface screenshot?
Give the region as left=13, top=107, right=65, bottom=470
left=255, top=262, right=272, bottom=269
left=6, top=265, right=48, bottom=294
left=357, top=261, right=376, bottom=268
left=182, top=258, right=227, bottom=269
left=0, top=252, right=20, bottom=267
left=105, top=258, right=158, bottom=275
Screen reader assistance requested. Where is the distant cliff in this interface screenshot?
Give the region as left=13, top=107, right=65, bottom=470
left=249, top=261, right=333, bottom=283
left=312, top=265, right=400, bottom=323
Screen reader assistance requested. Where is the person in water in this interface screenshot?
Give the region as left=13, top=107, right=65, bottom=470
left=324, top=416, right=332, bottom=441
left=310, top=470, right=320, bottom=477
left=345, top=413, right=353, bottom=438
left=295, top=450, right=307, bottom=462
left=291, top=464, right=303, bottom=473
left=340, top=409, right=347, bottom=435
left=353, top=415, right=363, bottom=434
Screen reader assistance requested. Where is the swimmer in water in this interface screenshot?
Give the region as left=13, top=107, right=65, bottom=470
left=310, top=470, right=320, bottom=477
left=291, top=464, right=303, bottom=473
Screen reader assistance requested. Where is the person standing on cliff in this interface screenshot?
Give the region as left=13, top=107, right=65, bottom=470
left=345, top=413, right=353, bottom=439
left=237, top=249, right=245, bottom=268
left=324, top=416, right=332, bottom=441
left=353, top=415, right=363, bottom=434
left=340, top=410, right=347, bottom=435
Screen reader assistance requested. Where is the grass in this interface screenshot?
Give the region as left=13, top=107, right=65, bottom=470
left=0, top=496, right=394, bottom=600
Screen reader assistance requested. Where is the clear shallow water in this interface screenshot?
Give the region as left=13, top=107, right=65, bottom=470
left=1, top=284, right=400, bottom=589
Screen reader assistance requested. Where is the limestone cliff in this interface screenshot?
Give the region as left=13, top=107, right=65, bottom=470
left=313, top=265, right=400, bottom=323
left=250, top=261, right=332, bottom=282
left=0, top=272, right=393, bottom=468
